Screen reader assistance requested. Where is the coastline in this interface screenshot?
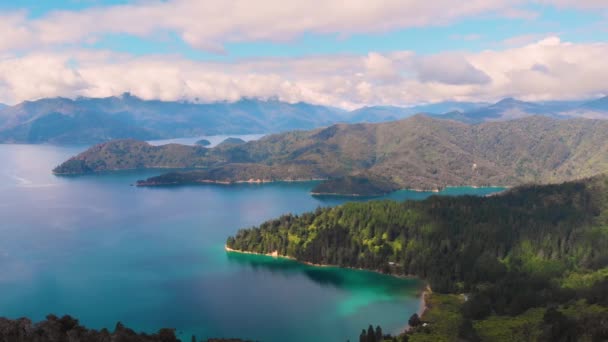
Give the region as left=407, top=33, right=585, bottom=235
left=225, top=245, right=431, bottom=332
left=418, top=284, right=432, bottom=317
left=311, top=184, right=509, bottom=197
left=136, top=177, right=328, bottom=187
left=402, top=284, right=433, bottom=333
left=54, top=164, right=509, bottom=197
left=225, top=245, right=419, bottom=276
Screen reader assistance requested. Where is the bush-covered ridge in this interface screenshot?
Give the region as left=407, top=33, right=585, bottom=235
left=228, top=174, right=608, bottom=290
left=55, top=116, right=608, bottom=195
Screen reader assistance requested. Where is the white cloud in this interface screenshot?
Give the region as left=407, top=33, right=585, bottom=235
left=415, top=53, right=492, bottom=85
left=0, top=0, right=529, bottom=53
left=0, top=36, right=607, bottom=108
left=0, top=0, right=604, bottom=56
left=540, top=0, right=608, bottom=9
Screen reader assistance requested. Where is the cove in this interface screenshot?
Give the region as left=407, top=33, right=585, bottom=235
left=0, top=143, right=504, bottom=342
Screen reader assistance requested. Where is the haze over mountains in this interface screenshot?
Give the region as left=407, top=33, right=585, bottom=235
left=0, top=94, right=345, bottom=144
left=1, top=94, right=607, bottom=144
left=54, top=115, right=608, bottom=195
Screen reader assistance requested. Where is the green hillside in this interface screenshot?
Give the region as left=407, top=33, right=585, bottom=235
left=55, top=115, right=608, bottom=195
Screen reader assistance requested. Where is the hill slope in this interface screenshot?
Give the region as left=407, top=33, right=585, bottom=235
left=54, top=115, right=608, bottom=194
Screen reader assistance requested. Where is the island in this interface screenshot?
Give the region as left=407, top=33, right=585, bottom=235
left=195, top=139, right=211, bottom=146
left=54, top=115, right=608, bottom=196
left=226, top=175, right=608, bottom=341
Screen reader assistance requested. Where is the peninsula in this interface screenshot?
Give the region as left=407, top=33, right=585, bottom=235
left=227, top=175, right=608, bottom=341
left=54, top=115, right=608, bottom=196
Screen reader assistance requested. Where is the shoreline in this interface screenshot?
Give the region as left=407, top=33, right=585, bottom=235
left=225, top=245, right=431, bottom=332
left=401, top=284, right=433, bottom=334
left=54, top=165, right=510, bottom=196
left=311, top=184, right=509, bottom=197
left=136, top=178, right=328, bottom=187
left=225, top=245, right=419, bottom=278
left=418, top=284, right=432, bottom=317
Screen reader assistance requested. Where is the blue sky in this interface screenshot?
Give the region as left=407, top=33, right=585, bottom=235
left=0, top=0, right=606, bottom=107
left=1, top=0, right=605, bottom=59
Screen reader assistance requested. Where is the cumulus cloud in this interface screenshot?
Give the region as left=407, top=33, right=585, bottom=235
left=0, top=0, right=605, bottom=55
left=540, top=0, right=608, bottom=9
left=415, top=53, right=492, bottom=85
left=0, top=0, right=530, bottom=53
left=0, top=36, right=606, bottom=108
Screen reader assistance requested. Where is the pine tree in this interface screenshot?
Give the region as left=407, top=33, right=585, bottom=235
left=375, top=326, right=383, bottom=341
left=367, top=325, right=376, bottom=342
left=360, top=329, right=367, bottom=342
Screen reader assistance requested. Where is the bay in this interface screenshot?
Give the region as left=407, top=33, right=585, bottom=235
left=0, top=143, right=503, bottom=341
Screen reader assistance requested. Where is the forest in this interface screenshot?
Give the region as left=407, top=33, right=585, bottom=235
left=227, top=175, right=608, bottom=340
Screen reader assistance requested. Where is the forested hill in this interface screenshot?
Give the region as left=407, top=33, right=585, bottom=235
left=228, top=175, right=608, bottom=340
left=227, top=174, right=608, bottom=292
left=55, top=115, right=608, bottom=194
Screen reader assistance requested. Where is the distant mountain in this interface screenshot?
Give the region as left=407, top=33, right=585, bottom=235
left=347, top=106, right=411, bottom=123
left=442, top=98, right=555, bottom=123
left=0, top=94, right=346, bottom=144
left=55, top=115, right=608, bottom=195
left=581, top=96, right=608, bottom=111
left=3, top=94, right=608, bottom=144
left=441, top=96, right=608, bottom=123
left=346, top=101, right=487, bottom=123
left=410, top=101, right=489, bottom=114
left=217, top=137, right=247, bottom=147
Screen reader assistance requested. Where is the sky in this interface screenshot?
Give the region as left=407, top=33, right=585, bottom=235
left=0, top=0, right=607, bottom=109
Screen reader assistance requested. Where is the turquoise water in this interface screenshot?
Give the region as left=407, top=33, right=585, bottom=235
left=0, top=144, right=504, bottom=342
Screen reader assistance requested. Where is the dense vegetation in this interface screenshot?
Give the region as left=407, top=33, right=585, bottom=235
left=0, top=315, right=180, bottom=342
left=55, top=116, right=608, bottom=195
left=0, top=315, right=251, bottom=342
left=311, top=175, right=400, bottom=196
left=228, top=175, right=608, bottom=340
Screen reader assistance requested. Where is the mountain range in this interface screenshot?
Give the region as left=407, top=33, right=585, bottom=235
left=0, top=94, right=346, bottom=144
left=54, top=115, right=608, bottom=195
left=1, top=94, right=607, bottom=144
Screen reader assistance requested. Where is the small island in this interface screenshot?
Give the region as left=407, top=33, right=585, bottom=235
left=195, top=139, right=211, bottom=146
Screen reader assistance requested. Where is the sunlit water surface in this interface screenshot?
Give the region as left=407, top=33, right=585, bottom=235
left=0, top=142, right=504, bottom=341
